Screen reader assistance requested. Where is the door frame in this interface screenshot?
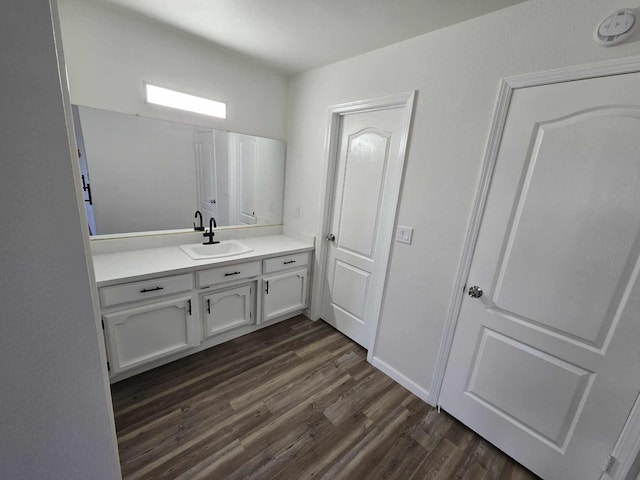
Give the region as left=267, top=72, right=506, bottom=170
left=309, top=91, right=415, bottom=359
left=429, top=56, right=640, bottom=480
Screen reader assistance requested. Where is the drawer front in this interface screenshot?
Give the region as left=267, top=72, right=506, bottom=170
left=197, top=261, right=261, bottom=288
left=263, top=252, right=310, bottom=274
left=100, top=274, right=193, bottom=308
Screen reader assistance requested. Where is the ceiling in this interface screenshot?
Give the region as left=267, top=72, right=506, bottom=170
left=92, top=0, right=528, bottom=74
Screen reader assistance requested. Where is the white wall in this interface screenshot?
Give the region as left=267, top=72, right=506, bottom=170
left=78, top=106, right=198, bottom=234
left=0, top=1, right=121, bottom=478
left=58, top=0, right=288, bottom=141
left=284, top=0, right=640, bottom=402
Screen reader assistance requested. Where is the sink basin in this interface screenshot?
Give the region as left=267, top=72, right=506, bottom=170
left=179, top=240, right=253, bottom=260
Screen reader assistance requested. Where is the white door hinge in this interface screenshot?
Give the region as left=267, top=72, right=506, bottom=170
left=602, top=454, right=615, bottom=474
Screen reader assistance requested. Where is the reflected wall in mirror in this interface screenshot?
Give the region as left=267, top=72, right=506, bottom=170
left=72, top=106, right=285, bottom=236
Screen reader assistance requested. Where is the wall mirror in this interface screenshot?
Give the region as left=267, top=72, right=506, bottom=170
left=72, top=105, right=285, bottom=236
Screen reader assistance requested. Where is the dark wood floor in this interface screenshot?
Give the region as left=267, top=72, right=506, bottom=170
left=111, top=315, right=539, bottom=480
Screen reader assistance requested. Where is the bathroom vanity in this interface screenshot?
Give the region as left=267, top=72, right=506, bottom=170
left=92, top=235, right=313, bottom=382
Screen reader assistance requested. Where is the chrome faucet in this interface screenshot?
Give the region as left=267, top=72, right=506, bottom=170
left=203, top=216, right=220, bottom=245
left=193, top=210, right=205, bottom=231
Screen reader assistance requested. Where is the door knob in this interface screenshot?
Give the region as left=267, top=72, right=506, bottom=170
left=326, top=233, right=336, bottom=242
left=468, top=286, right=483, bottom=298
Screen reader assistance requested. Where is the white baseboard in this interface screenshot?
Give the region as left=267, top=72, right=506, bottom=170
left=371, top=356, right=433, bottom=406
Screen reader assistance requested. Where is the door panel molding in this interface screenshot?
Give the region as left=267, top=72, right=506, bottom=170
left=330, top=260, right=370, bottom=319
left=430, top=55, right=640, bottom=480
left=466, top=327, right=595, bottom=451
left=490, top=110, right=640, bottom=348
left=310, top=91, right=415, bottom=358
left=337, top=129, right=391, bottom=259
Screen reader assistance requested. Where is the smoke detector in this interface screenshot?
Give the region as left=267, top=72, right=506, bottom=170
left=595, top=9, right=637, bottom=46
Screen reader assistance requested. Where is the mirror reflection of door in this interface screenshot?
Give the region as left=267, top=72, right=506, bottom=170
left=237, top=134, right=257, bottom=225
left=195, top=131, right=218, bottom=222
left=213, top=130, right=230, bottom=226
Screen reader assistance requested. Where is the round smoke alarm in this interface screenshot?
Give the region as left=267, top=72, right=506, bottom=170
left=595, top=9, right=637, bottom=46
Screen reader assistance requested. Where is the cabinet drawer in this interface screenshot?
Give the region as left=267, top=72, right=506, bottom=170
left=197, top=261, right=261, bottom=288
left=100, top=274, right=193, bottom=308
left=263, top=252, right=310, bottom=274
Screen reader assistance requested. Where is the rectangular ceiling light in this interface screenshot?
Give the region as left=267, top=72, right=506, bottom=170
left=145, top=83, right=226, bottom=119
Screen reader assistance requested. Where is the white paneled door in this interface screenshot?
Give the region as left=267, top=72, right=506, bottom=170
left=439, top=72, right=640, bottom=480
left=320, top=107, right=405, bottom=348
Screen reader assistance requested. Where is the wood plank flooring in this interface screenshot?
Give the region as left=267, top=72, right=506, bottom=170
left=111, top=315, right=540, bottom=480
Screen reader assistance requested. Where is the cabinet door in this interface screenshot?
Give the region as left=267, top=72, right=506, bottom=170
left=202, top=284, right=254, bottom=338
left=103, top=296, right=194, bottom=375
left=262, top=269, right=308, bottom=323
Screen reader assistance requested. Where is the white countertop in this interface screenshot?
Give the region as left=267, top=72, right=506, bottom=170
left=92, top=235, right=314, bottom=287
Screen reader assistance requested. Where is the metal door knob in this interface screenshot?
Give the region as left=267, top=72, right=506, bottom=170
left=468, top=286, right=483, bottom=298
left=326, top=233, right=336, bottom=242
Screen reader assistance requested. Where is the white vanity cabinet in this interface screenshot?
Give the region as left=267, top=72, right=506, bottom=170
left=99, top=273, right=197, bottom=376
left=95, top=239, right=313, bottom=381
left=202, top=283, right=254, bottom=338
left=262, top=253, right=309, bottom=323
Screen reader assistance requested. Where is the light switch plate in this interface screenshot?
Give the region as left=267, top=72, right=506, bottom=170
left=396, top=226, right=413, bottom=244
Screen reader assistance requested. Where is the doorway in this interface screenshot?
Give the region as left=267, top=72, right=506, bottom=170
left=312, top=92, right=415, bottom=352
left=437, top=67, right=640, bottom=480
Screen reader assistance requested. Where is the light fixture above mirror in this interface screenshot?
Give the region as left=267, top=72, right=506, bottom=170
left=145, top=83, right=227, bottom=119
